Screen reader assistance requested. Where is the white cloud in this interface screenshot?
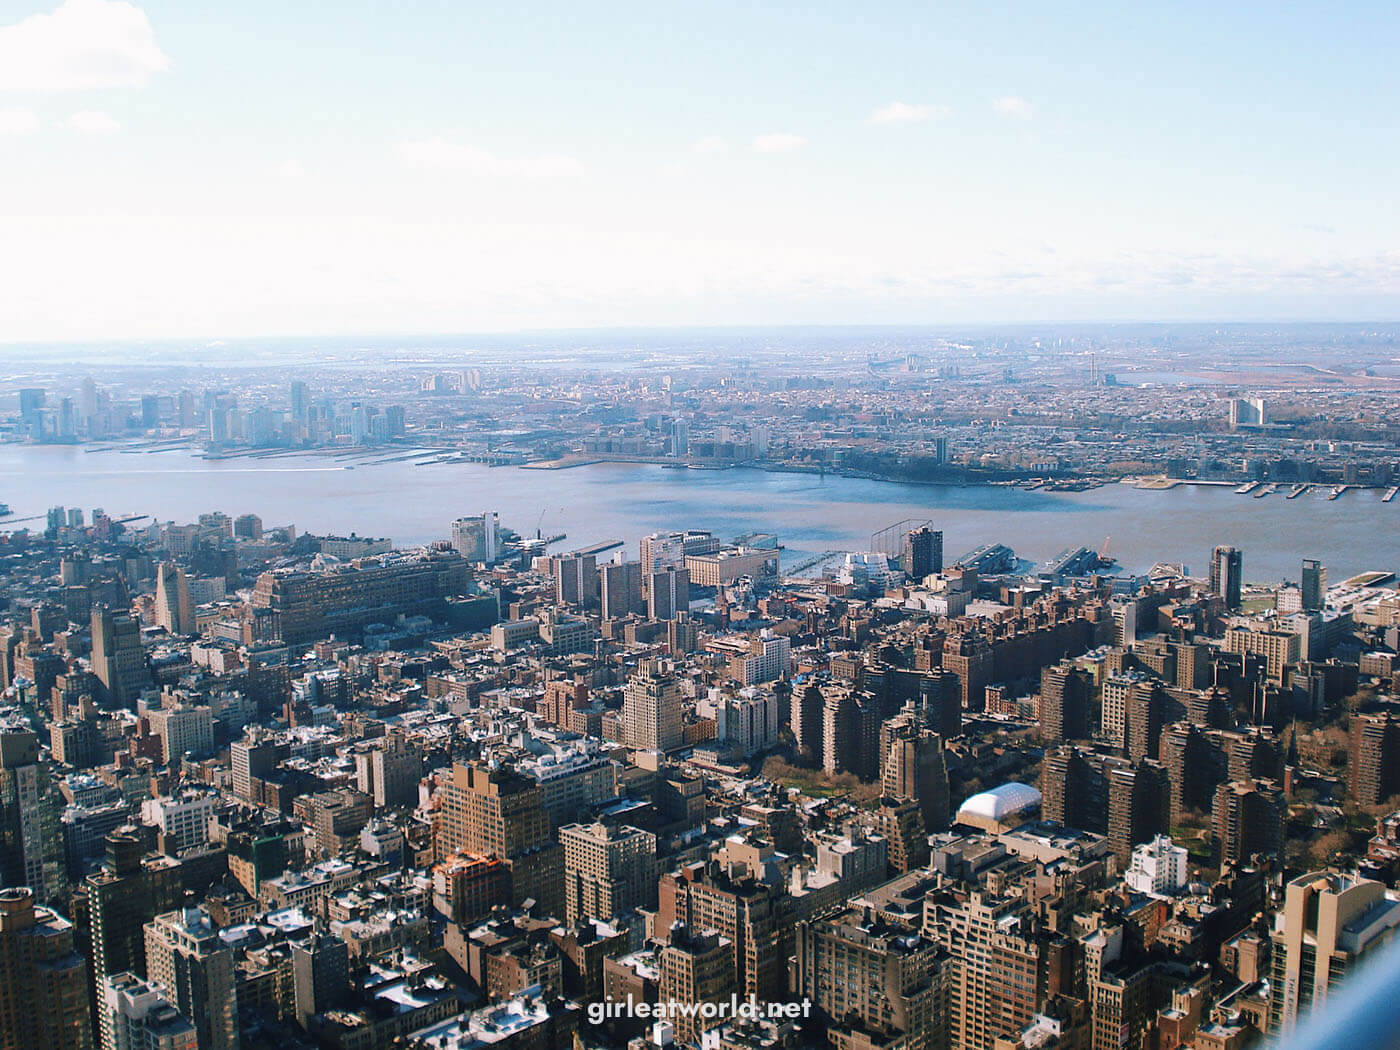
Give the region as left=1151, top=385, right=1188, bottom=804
left=690, top=135, right=728, bottom=154
left=752, top=132, right=807, bottom=153
left=68, top=109, right=119, bottom=133
left=396, top=137, right=583, bottom=178
left=993, top=96, right=1034, bottom=118
left=0, top=107, right=39, bottom=134
left=0, top=0, right=169, bottom=92
left=869, top=101, right=947, bottom=125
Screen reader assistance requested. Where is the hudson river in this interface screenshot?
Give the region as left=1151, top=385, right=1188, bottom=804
left=3, top=445, right=1395, bottom=585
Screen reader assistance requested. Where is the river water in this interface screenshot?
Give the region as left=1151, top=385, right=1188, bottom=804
left=2, top=445, right=1395, bottom=585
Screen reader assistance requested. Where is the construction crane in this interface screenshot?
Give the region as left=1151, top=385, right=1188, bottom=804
left=1096, top=535, right=1115, bottom=568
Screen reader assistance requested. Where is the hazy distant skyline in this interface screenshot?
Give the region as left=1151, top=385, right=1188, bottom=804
left=2, top=0, right=1398, bottom=341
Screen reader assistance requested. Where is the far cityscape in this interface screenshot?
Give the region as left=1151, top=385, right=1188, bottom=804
left=1, top=326, right=1399, bottom=1050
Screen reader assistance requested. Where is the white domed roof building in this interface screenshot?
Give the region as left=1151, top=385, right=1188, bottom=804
left=955, top=782, right=1042, bottom=833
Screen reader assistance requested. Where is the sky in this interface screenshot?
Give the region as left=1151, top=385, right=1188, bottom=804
left=0, top=0, right=1398, bottom=341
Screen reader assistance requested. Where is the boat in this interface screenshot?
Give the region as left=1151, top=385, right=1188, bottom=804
left=1236, top=481, right=1260, bottom=495
left=1328, top=485, right=1348, bottom=501
left=1384, top=487, right=1398, bottom=503
left=1254, top=483, right=1278, bottom=498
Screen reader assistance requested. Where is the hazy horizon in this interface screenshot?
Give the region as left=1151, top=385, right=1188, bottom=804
left=3, top=1, right=1399, bottom=342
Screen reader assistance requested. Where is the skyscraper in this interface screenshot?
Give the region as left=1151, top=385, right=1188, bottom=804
left=91, top=606, right=151, bottom=709
left=437, top=762, right=564, bottom=916
left=1209, top=545, right=1244, bottom=610
left=154, top=564, right=194, bottom=636
left=81, top=830, right=183, bottom=990
left=289, top=380, right=308, bottom=423
left=0, top=888, right=93, bottom=1050
left=0, top=729, right=65, bottom=903
left=1301, top=558, right=1326, bottom=613
left=143, top=909, right=238, bottom=1050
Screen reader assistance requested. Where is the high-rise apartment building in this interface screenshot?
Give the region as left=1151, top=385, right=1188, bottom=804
left=1224, top=624, right=1301, bottom=685
left=1212, top=779, right=1286, bottom=865
left=91, top=606, right=150, bottom=708
left=450, top=513, right=498, bottom=562
left=933, top=893, right=1044, bottom=1050
left=0, top=888, right=93, bottom=1050
left=793, top=906, right=948, bottom=1050
left=919, top=670, right=962, bottom=740
left=144, top=909, right=238, bottom=1050
left=645, top=566, right=689, bottom=621
left=790, top=682, right=825, bottom=765
left=1039, top=662, right=1091, bottom=742
left=620, top=660, right=684, bottom=753
left=1209, top=545, right=1243, bottom=610
left=230, top=733, right=284, bottom=804
left=1269, top=871, right=1400, bottom=1035
left=880, top=711, right=951, bottom=833
left=559, top=822, right=659, bottom=928
left=725, top=630, right=790, bottom=686
left=1106, top=760, right=1171, bottom=867
left=599, top=560, right=645, bottom=620
left=100, top=973, right=197, bottom=1050
left=1349, top=710, right=1400, bottom=806
left=1041, top=747, right=1169, bottom=866
left=1301, top=558, right=1326, bottom=613
left=553, top=552, right=599, bottom=609
left=0, top=729, right=64, bottom=902
left=901, top=526, right=943, bottom=580
left=145, top=705, right=213, bottom=765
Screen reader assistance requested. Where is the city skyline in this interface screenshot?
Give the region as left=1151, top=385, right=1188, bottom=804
left=2, top=1, right=1400, bottom=341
